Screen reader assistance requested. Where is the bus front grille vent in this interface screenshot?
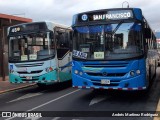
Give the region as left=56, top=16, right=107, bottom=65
left=17, top=70, right=43, bottom=74
left=15, top=62, right=44, bottom=67
left=83, top=62, right=129, bottom=68
left=84, top=64, right=128, bottom=67
left=21, top=76, right=39, bottom=81
left=86, top=72, right=126, bottom=77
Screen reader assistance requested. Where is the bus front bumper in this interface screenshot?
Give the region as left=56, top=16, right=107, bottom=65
left=72, top=74, right=147, bottom=90
left=9, top=70, right=58, bottom=84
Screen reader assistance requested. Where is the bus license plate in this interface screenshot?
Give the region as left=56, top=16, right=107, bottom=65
left=101, top=79, right=110, bottom=84
left=26, top=76, right=32, bottom=80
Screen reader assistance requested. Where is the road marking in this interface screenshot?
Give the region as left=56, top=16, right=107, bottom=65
left=7, top=92, right=43, bottom=103
left=52, top=117, right=61, bottom=120
left=89, top=95, right=107, bottom=106
left=72, top=118, right=83, bottom=120
left=24, top=117, right=41, bottom=120
left=5, top=89, right=80, bottom=120
left=27, top=89, right=80, bottom=111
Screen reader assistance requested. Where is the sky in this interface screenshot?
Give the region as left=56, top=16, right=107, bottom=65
left=0, top=0, right=159, bottom=31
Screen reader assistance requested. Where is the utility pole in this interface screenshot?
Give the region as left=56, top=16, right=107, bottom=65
left=1, top=19, right=6, bottom=81
left=0, top=19, right=5, bottom=81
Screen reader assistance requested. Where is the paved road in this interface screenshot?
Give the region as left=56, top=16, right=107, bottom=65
left=0, top=68, right=160, bottom=120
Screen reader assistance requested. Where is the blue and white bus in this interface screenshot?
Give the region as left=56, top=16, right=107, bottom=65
left=72, top=8, right=157, bottom=91
left=8, top=21, right=72, bottom=87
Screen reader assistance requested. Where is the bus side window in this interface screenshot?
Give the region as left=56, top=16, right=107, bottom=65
left=56, top=28, right=70, bottom=59
left=64, top=32, right=69, bottom=48
left=69, top=31, right=73, bottom=51
left=19, top=38, right=27, bottom=55
left=56, top=31, right=68, bottom=48
left=50, top=32, right=55, bottom=49
left=55, top=32, right=60, bottom=48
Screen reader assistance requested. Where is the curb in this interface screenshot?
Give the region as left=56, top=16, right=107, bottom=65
left=0, top=84, right=36, bottom=95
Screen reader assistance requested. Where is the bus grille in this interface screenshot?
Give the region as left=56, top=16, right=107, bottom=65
left=17, top=70, right=43, bottom=74
left=15, top=62, right=44, bottom=67
left=86, top=72, right=126, bottom=77
left=21, top=76, right=39, bottom=81
left=83, top=62, right=129, bottom=68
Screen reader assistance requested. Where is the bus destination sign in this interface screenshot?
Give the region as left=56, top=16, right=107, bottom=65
left=79, top=10, right=133, bottom=22
left=10, top=22, right=47, bottom=33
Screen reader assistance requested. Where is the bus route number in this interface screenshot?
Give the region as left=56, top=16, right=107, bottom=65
left=73, top=50, right=87, bottom=59
left=94, top=52, right=104, bottom=59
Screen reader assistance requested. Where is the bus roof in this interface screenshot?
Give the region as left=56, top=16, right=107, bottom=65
left=8, top=21, right=71, bottom=36
left=9, top=21, right=71, bottom=29
left=50, top=22, right=71, bottom=29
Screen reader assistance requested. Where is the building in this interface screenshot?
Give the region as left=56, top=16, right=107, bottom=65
left=155, top=32, right=160, bottom=48
left=0, top=13, right=32, bottom=81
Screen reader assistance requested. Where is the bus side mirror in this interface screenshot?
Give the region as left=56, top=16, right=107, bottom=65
left=144, top=28, right=151, bottom=39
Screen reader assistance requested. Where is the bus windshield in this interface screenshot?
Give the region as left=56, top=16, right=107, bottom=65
left=73, top=22, right=143, bottom=60
left=9, top=32, right=55, bottom=62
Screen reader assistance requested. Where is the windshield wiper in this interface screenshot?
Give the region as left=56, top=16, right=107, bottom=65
left=104, top=21, right=124, bottom=37
left=112, top=20, right=124, bottom=35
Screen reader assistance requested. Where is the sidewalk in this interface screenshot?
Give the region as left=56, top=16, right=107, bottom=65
left=0, top=77, right=35, bottom=94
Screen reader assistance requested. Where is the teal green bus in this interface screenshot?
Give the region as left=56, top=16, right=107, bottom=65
left=8, top=21, right=72, bottom=87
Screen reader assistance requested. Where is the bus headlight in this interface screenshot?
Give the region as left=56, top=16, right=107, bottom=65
left=136, top=70, right=141, bottom=75
left=45, top=67, right=53, bottom=72
left=74, top=70, right=79, bottom=74
left=10, top=69, right=14, bottom=73
left=79, top=72, right=83, bottom=76
left=130, top=71, right=135, bottom=76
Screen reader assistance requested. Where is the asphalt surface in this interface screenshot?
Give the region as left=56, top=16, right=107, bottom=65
left=0, top=68, right=160, bottom=120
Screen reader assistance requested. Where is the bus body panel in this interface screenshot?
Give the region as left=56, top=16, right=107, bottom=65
left=9, top=59, right=57, bottom=83
left=133, top=8, right=142, bottom=20
left=9, top=56, right=72, bottom=84
left=58, top=51, right=72, bottom=82
left=9, top=53, right=71, bottom=83
left=9, top=70, right=57, bottom=83
left=72, top=59, right=148, bottom=90
left=72, top=73, right=146, bottom=90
